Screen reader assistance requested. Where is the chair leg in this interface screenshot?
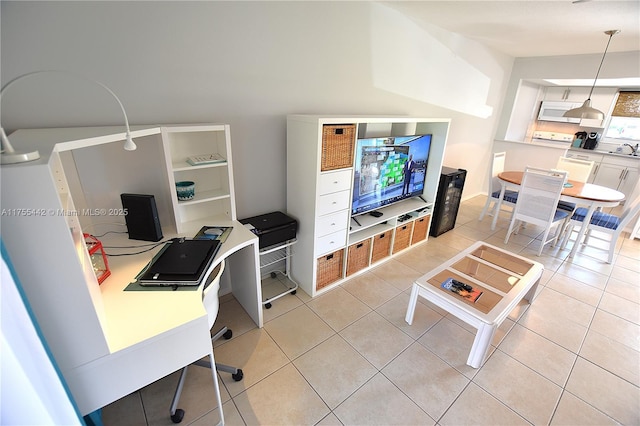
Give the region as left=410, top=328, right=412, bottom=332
left=208, top=351, right=225, bottom=426
left=560, top=224, right=574, bottom=249
left=538, top=228, right=551, bottom=256
left=211, top=326, right=244, bottom=381
left=169, top=366, right=189, bottom=423
left=479, top=197, right=495, bottom=221
left=514, top=220, right=522, bottom=235
left=169, top=326, right=243, bottom=423
left=491, top=199, right=503, bottom=230
left=504, top=217, right=517, bottom=244
left=551, top=222, right=563, bottom=247
left=606, top=230, right=622, bottom=264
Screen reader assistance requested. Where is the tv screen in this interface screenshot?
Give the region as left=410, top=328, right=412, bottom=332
left=351, top=134, right=432, bottom=216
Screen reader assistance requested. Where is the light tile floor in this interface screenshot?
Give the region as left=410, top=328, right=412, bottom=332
left=102, top=195, right=640, bottom=425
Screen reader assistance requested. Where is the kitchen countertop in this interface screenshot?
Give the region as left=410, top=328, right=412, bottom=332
left=568, top=147, right=640, bottom=160
left=495, top=139, right=640, bottom=160
left=495, top=139, right=568, bottom=149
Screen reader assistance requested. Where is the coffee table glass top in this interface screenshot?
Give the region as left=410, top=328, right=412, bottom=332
left=469, top=245, right=534, bottom=276
left=423, top=244, right=537, bottom=314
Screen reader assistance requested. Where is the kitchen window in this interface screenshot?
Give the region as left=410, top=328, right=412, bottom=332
left=604, top=91, right=640, bottom=141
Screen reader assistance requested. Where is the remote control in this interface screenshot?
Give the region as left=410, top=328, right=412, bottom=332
left=187, top=153, right=226, bottom=166
left=451, top=279, right=473, bottom=292
left=370, top=211, right=383, bottom=218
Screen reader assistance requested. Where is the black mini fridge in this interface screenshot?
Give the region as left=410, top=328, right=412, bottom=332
left=430, top=167, right=467, bottom=237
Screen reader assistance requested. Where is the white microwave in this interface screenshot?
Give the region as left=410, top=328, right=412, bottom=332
left=538, top=101, right=582, bottom=123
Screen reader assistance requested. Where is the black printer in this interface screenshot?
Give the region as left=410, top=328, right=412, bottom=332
left=240, top=211, right=298, bottom=249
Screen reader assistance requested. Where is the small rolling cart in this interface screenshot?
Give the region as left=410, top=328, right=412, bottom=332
left=240, top=211, right=299, bottom=309
left=258, top=239, right=299, bottom=308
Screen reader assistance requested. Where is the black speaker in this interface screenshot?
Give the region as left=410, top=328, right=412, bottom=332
left=120, top=193, right=163, bottom=242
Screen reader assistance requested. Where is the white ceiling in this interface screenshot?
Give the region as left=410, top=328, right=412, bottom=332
left=385, top=0, right=640, bottom=58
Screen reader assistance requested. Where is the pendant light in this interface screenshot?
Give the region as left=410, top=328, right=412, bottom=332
left=564, top=30, right=620, bottom=120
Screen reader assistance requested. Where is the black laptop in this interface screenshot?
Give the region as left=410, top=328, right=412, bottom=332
left=138, top=238, right=221, bottom=286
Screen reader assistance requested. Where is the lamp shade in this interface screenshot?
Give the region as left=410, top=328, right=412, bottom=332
left=563, top=99, right=605, bottom=120
left=562, top=30, right=618, bottom=122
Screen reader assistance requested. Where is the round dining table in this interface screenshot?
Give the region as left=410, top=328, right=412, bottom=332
left=495, top=171, right=626, bottom=257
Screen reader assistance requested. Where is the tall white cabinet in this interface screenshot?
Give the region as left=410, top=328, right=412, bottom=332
left=286, top=115, right=450, bottom=297
left=1, top=124, right=262, bottom=415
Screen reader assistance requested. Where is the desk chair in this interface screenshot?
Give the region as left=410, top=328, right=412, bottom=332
left=504, top=167, right=569, bottom=256
left=554, top=156, right=595, bottom=213
left=560, top=195, right=640, bottom=263
left=169, top=259, right=244, bottom=424
left=479, top=152, right=519, bottom=226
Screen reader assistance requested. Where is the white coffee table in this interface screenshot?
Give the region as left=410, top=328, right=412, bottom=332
left=405, top=241, right=544, bottom=368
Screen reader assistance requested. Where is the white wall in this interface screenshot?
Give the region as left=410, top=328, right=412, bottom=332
left=1, top=242, right=83, bottom=425
left=1, top=1, right=513, bottom=217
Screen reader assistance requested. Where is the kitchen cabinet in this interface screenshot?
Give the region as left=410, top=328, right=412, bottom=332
left=543, top=87, right=617, bottom=128
left=544, top=86, right=589, bottom=103
left=567, top=150, right=639, bottom=201
left=592, top=156, right=639, bottom=202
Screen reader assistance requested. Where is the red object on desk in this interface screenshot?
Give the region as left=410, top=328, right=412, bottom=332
left=84, top=233, right=111, bottom=284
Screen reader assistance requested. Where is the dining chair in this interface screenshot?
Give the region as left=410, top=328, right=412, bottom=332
left=554, top=156, right=595, bottom=212
left=504, top=167, right=569, bottom=256
left=479, top=151, right=519, bottom=223
left=169, top=259, right=243, bottom=424
left=560, top=195, right=640, bottom=263
left=556, top=156, right=595, bottom=183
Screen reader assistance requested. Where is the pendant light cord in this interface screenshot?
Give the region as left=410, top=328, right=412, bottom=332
left=588, top=31, right=616, bottom=99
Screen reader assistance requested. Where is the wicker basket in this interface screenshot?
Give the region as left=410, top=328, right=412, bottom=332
left=371, top=231, right=391, bottom=263
left=321, top=124, right=356, bottom=171
left=316, top=249, right=344, bottom=290
left=346, top=239, right=371, bottom=276
left=392, top=222, right=413, bottom=254
left=411, top=215, right=430, bottom=245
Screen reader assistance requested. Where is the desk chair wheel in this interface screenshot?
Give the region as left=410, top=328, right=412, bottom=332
left=265, top=302, right=272, bottom=309
left=232, top=369, right=244, bottom=381
left=223, top=329, right=233, bottom=339
left=171, top=409, right=185, bottom=424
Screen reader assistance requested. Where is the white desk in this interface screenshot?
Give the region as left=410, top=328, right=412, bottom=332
left=496, top=171, right=625, bottom=257
left=65, top=223, right=261, bottom=414
left=0, top=125, right=263, bottom=417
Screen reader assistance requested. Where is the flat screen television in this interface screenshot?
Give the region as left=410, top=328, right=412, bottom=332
left=351, top=134, right=432, bottom=216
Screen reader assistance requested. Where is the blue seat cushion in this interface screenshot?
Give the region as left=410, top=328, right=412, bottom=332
left=491, top=189, right=519, bottom=204
left=557, top=201, right=576, bottom=212
left=571, top=207, right=620, bottom=230
left=554, top=209, right=570, bottom=221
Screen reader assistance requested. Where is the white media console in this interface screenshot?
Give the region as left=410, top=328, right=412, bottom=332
left=286, top=115, right=450, bottom=297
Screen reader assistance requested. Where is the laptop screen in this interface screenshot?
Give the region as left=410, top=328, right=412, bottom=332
left=148, top=239, right=219, bottom=275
